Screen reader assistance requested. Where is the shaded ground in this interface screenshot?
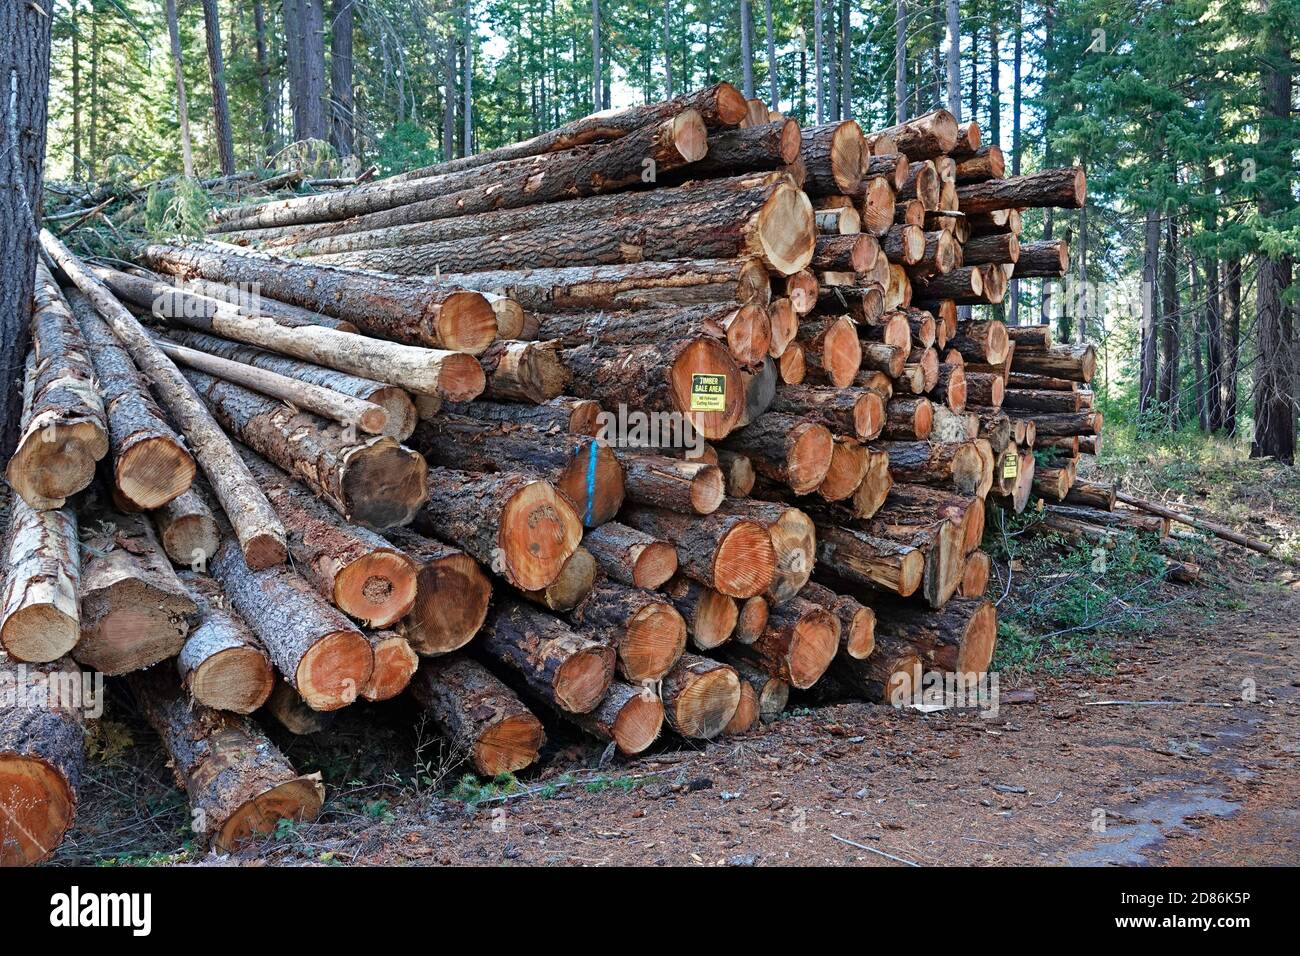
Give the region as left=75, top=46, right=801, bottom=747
left=47, top=453, right=1300, bottom=868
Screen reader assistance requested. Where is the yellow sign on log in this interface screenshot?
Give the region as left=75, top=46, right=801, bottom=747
left=689, top=373, right=727, bottom=412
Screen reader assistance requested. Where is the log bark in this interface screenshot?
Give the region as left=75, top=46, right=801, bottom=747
left=1011, top=344, right=1096, bottom=383
left=660, top=653, right=741, bottom=739
left=873, top=110, right=958, bottom=159
left=210, top=536, right=373, bottom=711
left=956, top=167, right=1086, bottom=214
left=129, top=667, right=323, bottom=852
left=445, top=397, right=601, bottom=436
left=566, top=680, right=664, bottom=755
left=583, top=522, right=678, bottom=590
left=771, top=384, right=884, bottom=441
left=814, top=523, right=925, bottom=597
left=569, top=580, right=687, bottom=683
left=1022, top=410, right=1101, bottom=436
left=414, top=467, right=583, bottom=591
left=612, top=451, right=724, bottom=515
left=800, top=580, right=875, bottom=660
left=0, top=655, right=84, bottom=866
left=660, top=575, right=738, bottom=650
left=622, top=505, right=777, bottom=599
left=1065, top=478, right=1116, bottom=511
left=813, top=234, right=878, bottom=273
left=659, top=118, right=801, bottom=180
left=873, top=596, right=997, bottom=673
left=883, top=224, right=926, bottom=265
left=962, top=233, right=1020, bottom=266
left=731, top=595, right=839, bottom=689
left=955, top=145, right=1005, bottom=183
left=176, top=571, right=274, bottom=714
left=819, top=436, right=871, bottom=501
left=478, top=339, right=570, bottom=404
left=5, top=266, right=107, bottom=508
left=410, top=656, right=544, bottom=774
left=897, top=160, right=940, bottom=209
left=41, top=231, right=288, bottom=569
left=800, top=121, right=866, bottom=195
left=948, top=320, right=1010, bottom=365
left=1012, top=239, right=1069, bottom=278
left=540, top=303, right=771, bottom=368
left=719, top=411, right=834, bottom=495
left=883, top=397, right=934, bottom=440
left=184, top=369, right=427, bottom=529
left=0, top=496, right=80, bottom=663
left=865, top=153, right=909, bottom=190
left=74, top=503, right=196, bottom=676
left=68, top=290, right=196, bottom=510
left=482, top=598, right=615, bottom=714
left=878, top=440, right=984, bottom=495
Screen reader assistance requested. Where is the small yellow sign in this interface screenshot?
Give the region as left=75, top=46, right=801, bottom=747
left=690, top=373, right=727, bottom=412
left=1002, top=450, right=1019, bottom=479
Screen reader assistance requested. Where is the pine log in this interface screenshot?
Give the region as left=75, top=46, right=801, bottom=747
left=719, top=655, right=788, bottom=721
left=777, top=342, right=806, bottom=384
left=383, top=527, right=491, bottom=655
left=1003, top=388, right=1085, bottom=414
left=712, top=498, right=816, bottom=605
left=581, top=524, right=675, bottom=592
left=1065, top=478, right=1116, bottom=511
left=874, top=597, right=998, bottom=673
left=0, top=496, right=80, bottom=663
left=445, top=396, right=601, bottom=436
left=815, top=436, right=868, bottom=502
left=564, top=680, right=664, bottom=755
left=734, top=595, right=771, bottom=645
left=796, top=316, right=863, bottom=388
left=933, top=362, right=967, bottom=412
left=176, top=571, right=274, bottom=714
left=74, top=504, right=196, bottom=676
left=516, top=546, right=595, bottom=612
left=1012, top=344, right=1096, bottom=383
left=660, top=575, right=738, bottom=650
left=1022, top=410, right=1102, bottom=437
left=68, top=291, right=197, bottom=510
left=783, top=270, right=820, bottom=315
left=711, top=450, right=752, bottom=500
left=358, top=630, right=419, bottom=702
left=883, top=224, right=927, bottom=265
left=878, top=440, right=985, bottom=495
left=826, top=645, right=924, bottom=704
left=964, top=372, right=1005, bottom=409
left=799, top=580, right=875, bottom=660
left=410, top=656, right=545, bottom=775
left=860, top=176, right=899, bottom=235
left=958, top=550, right=991, bottom=598
left=864, top=152, right=910, bottom=190
left=1046, top=504, right=1167, bottom=536
left=483, top=598, right=615, bottom=713
left=769, top=385, right=883, bottom=443
left=129, top=668, right=323, bottom=852
left=948, top=320, right=1010, bottom=365
left=814, top=523, right=926, bottom=597
left=538, top=302, right=771, bottom=367
left=884, top=396, right=934, bottom=440
left=660, top=653, right=741, bottom=739
left=0, top=655, right=84, bottom=865
left=956, top=167, right=1086, bottom=214
left=800, top=121, right=867, bottom=195
left=962, top=233, right=1020, bottom=266
left=1012, top=239, right=1070, bottom=278
left=726, top=596, right=838, bottom=689
left=719, top=412, right=833, bottom=495
left=622, top=505, right=777, bottom=599
left=897, top=160, right=941, bottom=209
left=873, top=110, right=958, bottom=160
left=560, top=335, right=743, bottom=440
left=414, top=467, right=582, bottom=591
left=767, top=298, right=800, bottom=356
left=816, top=205, right=861, bottom=234
left=813, top=234, right=878, bottom=273
left=721, top=679, right=760, bottom=734
left=611, top=451, right=724, bottom=515
left=952, top=121, right=982, bottom=157
left=42, top=231, right=288, bottom=569
left=569, top=580, right=686, bottom=683
left=159, top=328, right=416, bottom=439
left=661, top=118, right=801, bottom=179
left=955, top=145, right=1005, bottom=183
left=5, top=266, right=108, bottom=508
left=411, top=415, right=623, bottom=526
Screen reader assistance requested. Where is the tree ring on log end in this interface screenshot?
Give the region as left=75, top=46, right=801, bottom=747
left=555, top=441, right=624, bottom=527
left=554, top=646, right=615, bottom=714
left=404, top=553, right=491, bottom=654
left=475, top=714, right=546, bottom=776
left=690, top=588, right=738, bottom=649
left=673, top=666, right=740, bottom=738
left=340, top=444, right=429, bottom=530
left=295, top=630, right=374, bottom=711
left=2, top=604, right=79, bottom=663
left=787, top=422, right=834, bottom=494
left=335, top=551, right=419, bottom=628
left=620, top=603, right=687, bottom=682
left=433, top=352, right=488, bottom=401
left=433, top=291, right=499, bottom=355
left=632, top=541, right=679, bottom=590
left=667, top=338, right=743, bottom=440
left=711, top=519, right=778, bottom=598
left=116, top=435, right=196, bottom=510
left=756, top=185, right=816, bottom=276
left=788, top=609, right=840, bottom=689
left=499, top=481, right=583, bottom=591
left=688, top=465, right=725, bottom=515
left=192, top=646, right=275, bottom=714
left=214, top=774, right=325, bottom=853
left=958, top=601, right=998, bottom=674
left=670, top=110, right=709, bottom=163
left=0, top=756, right=76, bottom=866
left=613, top=692, right=664, bottom=755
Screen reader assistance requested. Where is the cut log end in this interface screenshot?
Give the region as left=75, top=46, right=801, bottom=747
left=435, top=291, right=500, bottom=355
left=958, top=600, right=998, bottom=673
left=692, top=588, right=740, bottom=649
left=341, top=444, right=429, bottom=529
left=501, top=480, right=584, bottom=591
left=671, top=109, right=710, bottom=162
left=242, top=531, right=290, bottom=571
left=116, top=435, right=197, bottom=510
left=2, top=605, right=80, bottom=664
left=554, top=646, right=617, bottom=714
left=361, top=633, right=420, bottom=701
left=689, top=464, right=726, bottom=515
left=670, top=665, right=741, bottom=739
left=788, top=609, right=841, bottom=689
left=555, top=443, right=625, bottom=526
left=214, top=774, right=324, bottom=854
left=756, top=185, right=816, bottom=276
left=403, top=552, right=491, bottom=655
left=610, top=690, right=665, bottom=755
left=190, top=645, right=276, bottom=714
left=335, top=550, right=420, bottom=628
left=436, top=352, right=489, bottom=401
left=668, top=337, right=744, bottom=440
left=475, top=714, right=547, bottom=776
left=0, top=755, right=77, bottom=866
left=9, top=420, right=106, bottom=505
left=713, top=520, right=779, bottom=598
left=788, top=422, right=835, bottom=494
left=621, top=603, right=688, bottom=682
left=631, top=541, right=679, bottom=590
left=735, top=595, right=770, bottom=644
left=294, top=630, right=375, bottom=711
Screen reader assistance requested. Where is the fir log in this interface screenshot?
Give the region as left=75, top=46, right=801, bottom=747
left=969, top=407, right=1013, bottom=454
left=176, top=571, right=274, bottom=714
left=1037, top=435, right=1080, bottom=457
left=884, top=397, right=934, bottom=440
left=563, top=680, right=664, bottom=756
left=814, top=523, right=925, bottom=597
left=997, top=445, right=1037, bottom=513
left=74, top=504, right=196, bottom=676
left=860, top=310, right=918, bottom=352
left=1006, top=324, right=1053, bottom=351
left=411, top=656, right=545, bottom=774
left=1012, top=344, right=1096, bottom=383
left=583, top=522, right=678, bottom=590
left=716, top=448, right=757, bottom=497
left=1012, top=239, right=1070, bottom=278
left=5, top=266, right=107, bottom=508
left=850, top=445, right=895, bottom=518
left=878, top=440, right=985, bottom=495
left=911, top=231, right=961, bottom=275
left=660, top=653, right=741, bottom=739
left=800, top=581, right=875, bottom=660
left=727, top=595, right=838, bottom=689
left=1079, top=435, right=1101, bottom=456
left=712, top=498, right=816, bottom=605
left=883, top=224, right=927, bottom=265
left=860, top=342, right=907, bottom=378
left=958, top=550, right=991, bottom=598
left=813, top=234, right=879, bottom=273
left=383, top=527, right=491, bottom=655
left=519, top=547, right=597, bottom=612
left=239, top=450, right=419, bottom=626
left=411, top=415, right=623, bottom=527
left=136, top=242, right=498, bottom=354
left=818, top=437, right=871, bottom=501
left=889, top=482, right=985, bottom=557
left=569, top=580, right=687, bottom=683
left=0, top=654, right=84, bottom=866
left=898, top=160, right=941, bottom=209
left=723, top=679, right=760, bottom=734
left=414, top=467, right=583, bottom=591
left=966, top=208, right=1022, bottom=236
left=359, top=630, right=419, bottom=702
left=210, top=532, right=374, bottom=710
left=795, top=316, right=862, bottom=388
left=955, top=146, right=1005, bottom=183
left=68, top=291, right=196, bottom=510
left=800, top=121, right=867, bottom=195
left=860, top=176, right=900, bottom=235
left=211, top=108, right=711, bottom=231
left=659, top=118, right=801, bottom=179
left=160, top=328, right=416, bottom=440
left=734, top=595, right=771, bottom=644
left=874, top=110, right=959, bottom=160
left=956, top=167, right=1086, bottom=214
left=41, top=231, right=288, bottom=569
left=0, top=495, right=80, bottom=663
left=612, top=451, right=724, bottom=515
left=720, top=655, right=789, bottom=721
left=961, top=234, right=1020, bottom=268
left=1046, top=505, right=1167, bottom=536
left=978, top=264, right=1010, bottom=305
left=820, top=285, right=885, bottom=327
left=953, top=121, right=982, bottom=157
left=1065, top=478, right=1116, bottom=511
left=369, top=83, right=746, bottom=178
left=895, top=197, right=926, bottom=227
left=622, top=505, right=777, bottom=599
left=306, top=180, right=816, bottom=278
left=561, top=335, right=744, bottom=440
left=913, top=266, right=984, bottom=302
left=1003, top=388, right=1085, bottom=414
left=865, top=152, right=910, bottom=191
left=539, top=302, right=771, bottom=367
left=948, top=320, right=1010, bottom=365
left=719, top=412, right=834, bottom=495
left=483, top=598, right=615, bottom=713
left=153, top=487, right=220, bottom=567
left=816, top=205, right=861, bottom=234
left=874, top=597, right=997, bottom=674
left=445, top=396, right=602, bottom=436
left=930, top=404, right=978, bottom=443
left=1007, top=371, right=1078, bottom=391
left=660, top=576, right=738, bottom=650
left=825, top=645, right=924, bottom=704
left=129, top=668, right=323, bottom=852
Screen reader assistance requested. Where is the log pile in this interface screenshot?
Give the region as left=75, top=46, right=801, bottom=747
left=5, top=84, right=1099, bottom=864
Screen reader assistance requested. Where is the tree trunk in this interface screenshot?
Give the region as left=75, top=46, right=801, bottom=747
left=895, top=0, right=909, bottom=123
left=298, top=0, right=327, bottom=142
left=253, top=0, right=275, bottom=156
left=1159, top=214, right=1180, bottom=426
left=0, top=0, right=53, bottom=457
left=42, top=232, right=288, bottom=569
left=839, top=0, right=852, bottom=118
left=740, top=0, right=755, bottom=98
left=164, top=0, right=195, bottom=178
left=202, top=0, right=236, bottom=175
left=0, top=655, right=83, bottom=866
left=463, top=0, right=474, bottom=155
left=814, top=0, right=825, bottom=122
left=330, top=0, right=355, bottom=157
left=876, top=109, right=958, bottom=160
left=1223, top=259, right=1241, bottom=435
